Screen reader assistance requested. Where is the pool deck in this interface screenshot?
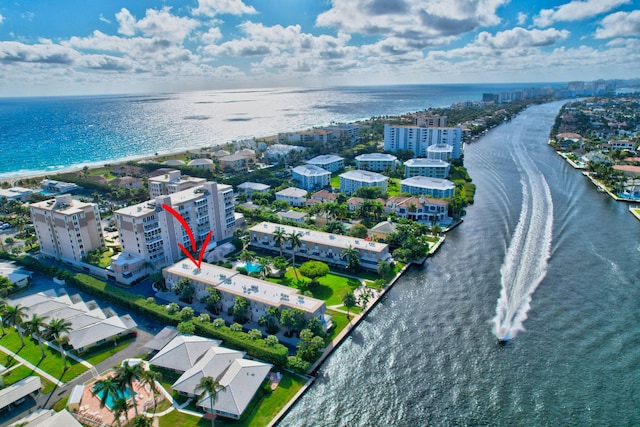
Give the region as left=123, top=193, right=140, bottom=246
left=75, top=372, right=155, bottom=425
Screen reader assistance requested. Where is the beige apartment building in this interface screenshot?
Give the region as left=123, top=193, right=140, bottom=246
left=30, top=194, right=104, bottom=263
left=148, top=170, right=206, bottom=198
left=249, top=222, right=392, bottom=271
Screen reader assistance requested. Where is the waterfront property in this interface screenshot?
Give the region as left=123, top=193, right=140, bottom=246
left=163, top=261, right=328, bottom=324
left=400, top=176, right=455, bottom=198
left=39, top=179, right=81, bottom=194
left=385, top=196, right=451, bottom=224
left=111, top=182, right=236, bottom=283
left=355, top=153, right=398, bottom=172
left=427, top=143, right=454, bottom=161
left=305, top=154, right=344, bottom=173
left=404, top=158, right=451, bottom=179
left=30, top=194, right=104, bottom=264
left=292, top=165, right=332, bottom=191
left=249, top=222, right=392, bottom=271
left=0, top=186, right=33, bottom=202
left=148, top=169, right=206, bottom=198
left=339, top=170, right=389, bottom=195
left=264, top=144, right=306, bottom=163
left=149, top=334, right=272, bottom=420
left=275, top=187, right=308, bottom=207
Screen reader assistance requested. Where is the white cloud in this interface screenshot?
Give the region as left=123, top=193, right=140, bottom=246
left=595, top=10, right=640, bottom=38
left=534, top=0, right=630, bottom=27
left=316, top=0, right=508, bottom=46
left=477, top=27, right=570, bottom=49
left=0, top=41, right=78, bottom=64
left=191, top=0, right=257, bottom=17
left=99, top=13, right=111, bottom=24
left=0, top=13, right=4, bottom=25
left=201, top=27, right=223, bottom=44
left=517, top=12, right=527, bottom=25
left=116, top=8, right=137, bottom=36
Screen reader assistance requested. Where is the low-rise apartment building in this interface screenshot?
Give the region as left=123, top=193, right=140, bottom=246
left=404, top=158, right=451, bottom=179
left=30, top=194, right=104, bottom=263
left=249, top=222, right=392, bottom=271
left=163, top=261, right=328, bottom=325
left=339, top=170, right=388, bottom=196
left=275, top=187, right=308, bottom=207
left=355, top=153, right=398, bottom=172
left=305, top=154, right=344, bottom=173
left=385, top=196, right=450, bottom=223
left=400, top=176, right=455, bottom=198
left=292, top=165, right=331, bottom=191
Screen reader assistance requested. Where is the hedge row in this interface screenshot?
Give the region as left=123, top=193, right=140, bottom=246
left=10, top=255, right=289, bottom=366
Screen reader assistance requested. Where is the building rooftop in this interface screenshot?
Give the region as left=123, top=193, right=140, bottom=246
left=401, top=176, right=455, bottom=190
left=164, top=261, right=326, bottom=313
left=275, top=187, right=308, bottom=198
left=355, top=153, right=397, bottom=161
left=292, top=165, right=332, bottom=177
left=427, top=143, right=454, bottom=152
left=30, top=194, right=92, bottom=215
left=238, top=182, right=270, bottom=192
left=340, top=170, right=388, bottom=183
left=250, top=222, right=389, bottom=254
left=306, top=154, right=344, bottom=164
left=149, top=335, right=221, bottom=372
left=404, top=158, right=450, bottom=167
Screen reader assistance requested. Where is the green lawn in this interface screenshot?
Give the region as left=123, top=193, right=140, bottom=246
left=387, top=178, right=401, bottom=196
left=330, top=175, right=340, bottom=189
left=79, top=337, right=135, bottom=366
left=326, top=309, right=350, bottom=341
left=0, top=329, right=87, bottom=383
left=336, top=305, right=362, bottom=315
left=157, top=370, right=307, bottom=427
left=269, top=268, right=361, bottom=306
left=0, top=363, right=56, bottom=393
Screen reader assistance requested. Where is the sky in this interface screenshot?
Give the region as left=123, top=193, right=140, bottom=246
left=0, top=0, right=639, bottom=96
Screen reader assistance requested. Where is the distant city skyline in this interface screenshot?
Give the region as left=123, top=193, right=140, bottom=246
left=0, top=0, right=639, bottom=97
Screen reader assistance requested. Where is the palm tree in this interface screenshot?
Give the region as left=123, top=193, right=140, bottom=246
left=46, top=318, right=72, bottom=370
left=92, top=376, right=121, bottom=412
left=239, top=249, right=256, bottom=264
left=0, top=276, right=13, bottom=297
left=195, top=376, right=221, bottom=427
left=139, top=369, right=162, bottom=414
left=343, top=292, right=357, bottom=319
left=24, top=313, right=48, bottom=359
left=115, top=360, right=144, bottom=417
left=4, top=304, right=28, bottom=346
left=288, top=231, right=302, bottom=280
left=0, top=301, right=6, bottom=336
left=131, top=415, right=153, bottom=427
left=341, top=245, right=361, bottom=273
left=256, top=257, right=271, bottom=280
left=273, top=228, right=287, bottom=257
left=111, top=397, right=132, bottom=427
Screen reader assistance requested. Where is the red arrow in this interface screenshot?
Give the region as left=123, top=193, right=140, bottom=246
left=162, top=203, right=212, bottom=269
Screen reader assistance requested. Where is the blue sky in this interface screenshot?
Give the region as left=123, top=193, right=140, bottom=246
left=0, top=0, right=639, bottom=96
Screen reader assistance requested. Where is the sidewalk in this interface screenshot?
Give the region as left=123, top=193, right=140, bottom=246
left=0, top=344, right=64, bottom=387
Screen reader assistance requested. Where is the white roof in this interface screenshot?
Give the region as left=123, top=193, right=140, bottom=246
left=306, top=154, right=343, bottom=165
left=404, top=158, right=450, bottom=167
left=172, top=346, right=244, bottom=394
left=277, top=210, right=308, bottom=220
left=401, top=176, right=455, bottom=190
left=250, top=222, right=389, bottom=254
left=340, top=170, right=388, bottom=183
left=163, top=159, right=185, bottom=166
left=427, top=143, right=454, bottom=152
left=0, top=376, right=41, bottom=410
left=67, top=314, right=137, bottom=350
left=292, top=165, right=331, bottom=177
left=238, top=182, right=270, bottom=191
left=275, top=187, right=308, bottom=198
left=149, top=335, right=221, bottom=372
left=11, top=409, right=82, bottom=427
left=165, top=261, right=326, bottom=313
left=355, top=153, right=397, bottom=161
left=198, top=359, right=271, bottom=418
left=68, top=385, right=85, bottom=405
left=188, top=158, right=213, bottom=166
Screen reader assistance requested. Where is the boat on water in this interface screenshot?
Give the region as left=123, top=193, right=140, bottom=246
left=497, top=327, right=510, bottom=344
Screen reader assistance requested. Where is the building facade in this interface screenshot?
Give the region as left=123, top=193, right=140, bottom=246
left=385, top=196, right=450, bottom=223
left=383, top=125, right=463, bottom=159
left=427, top=143, right=454, bottom=161
left=113, top=182, right=235, bottom=282
left=292, top=165, right=331, bottom=191
left=305, top=154, right=344, bottom=173
left=339, top=170, right=388, bottom=196
left=30, top=194, right=104, bottom=263
left=249, top=222, right=392, bottom=270
left=403, top=158, right=451, bottom=179
left=400, top=176, right=455, bottom=198
left=148, top=170, right=206, bottom=198
left=355, top=153, right=398, bottom=172
left=275, top=187, right=308, bottom=207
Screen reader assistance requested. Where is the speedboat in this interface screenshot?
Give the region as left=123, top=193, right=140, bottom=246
left=497, top=327, right=510, bottom=344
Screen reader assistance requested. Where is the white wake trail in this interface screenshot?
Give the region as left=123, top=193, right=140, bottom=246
left=492, top=131, right=554, bottom=340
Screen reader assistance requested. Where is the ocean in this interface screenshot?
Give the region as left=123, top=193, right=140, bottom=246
left=0, top=83, right=553, bottom=179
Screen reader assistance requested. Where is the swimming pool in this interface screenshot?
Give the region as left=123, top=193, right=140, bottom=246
left=238, top=261, right=262, bottom=273
left=92, top=385, right=133, bottom=409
